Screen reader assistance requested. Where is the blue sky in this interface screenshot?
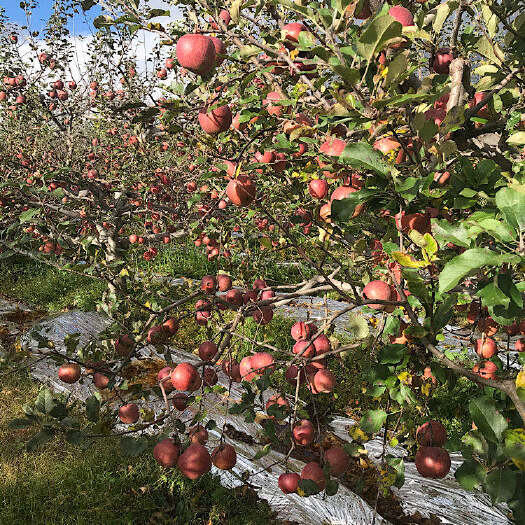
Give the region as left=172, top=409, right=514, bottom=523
left=3, top=0, right=102, bottom=35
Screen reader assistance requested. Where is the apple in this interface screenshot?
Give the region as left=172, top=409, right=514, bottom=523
left=93, top=372, right=110, bottom=389
left=226, top=175, right=256, bottom=206
left=172, top=392, right=188, bottom=410
left=221, top=358, right=242, bottom=382
left=278, top=472, right=300, bottom=493
left=147, top=325, right=168, bottom=344
left=291, top=321, right=317, bottom=341
left=415, top=447, right=451, bottom=479
left=265, top=394, right=290, bottom=416
left=212, top=443, right=237, bottom=469
left=253, top=306, right=274, bottom=325
left=176, top=34, right=216, bottom=75
left=217, top=274, right=232, bottom=291
left=362, top=280, right=395, bottom=310
left=515, top=339, right=525, bottom=352
left=115, top=334, right=134, bottom=356
left=469, top=92, right=491, bottom=119
left=199, top=341, right=218, bottom=361
left=263, top=91, right=286, bottom=117
left=171, top=362, right=202, bottom=391
left=416, top=420, right=447, bottom=446
left=373, top=137, right=400, bottom=154
left=200, top=275, right=217, bottom=293
left=324, top=447, right=350, bottom=476
left=282, top=22, right=307, bottom=44
left=293, top=419, right=315, bottom=445
left=210, top=37, right=226, bottom=66
left=58, top=363, right=81, bottom=383
left=189, top=424, right=209, bottom=444
left=177, top=443, right=212, bottom=479
left=153, top=438, right=180, bottom=467
left=293, top=340, right=315, bottom=358
left=163, top=318, right=179, bottom=336
left=313, top=369, right=336, bottom=393
left=433, top=48, right=453, bottom=75
left=118, top=403, right=139, bottom=424
left=388, top=5, right=414, bottom=26
left=301, top=462, right=326, bottom=490
left=157, top=366, right=174, bottom=392
left=232, top=113, right=247, bottom=131
left=225, top=288, right=243, bottom=307
left=308, top=179, right=328, bottom=199
left=472, top=360, right=497, bottom=380
left=198, top=104, right=232, bottom=134
left=330, top=185, right=364, bottom=218
left=475, top=338, right=498, bottom=358
left=313, top=334, right=331, bottom=355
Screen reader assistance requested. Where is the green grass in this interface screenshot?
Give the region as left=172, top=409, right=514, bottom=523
left=0, top=256, right=105, bottom=312
left=0, top=370, right=277, bottom=525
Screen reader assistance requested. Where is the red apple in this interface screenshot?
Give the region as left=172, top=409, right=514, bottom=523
left=324, top=447, right=350, bottom=476
left=293, top=419, right=315, bottom=446
left=58, top=363, right=81, bottom=383
left=415, top=447, right=451, bottom=479
left=278, top=472, right=300, bottom=493
left=226, top=175, right=256, bottom=206
left=177, top=443, right=212, bottom=479
left=475, top=338, right=498, bottom=358
left=176, top=34, right=216, bottom=75
left=153, top=438, right=180, bottom=467
left=301, top=462, right=326, bottom=490
left=171, top=362, right=202, bottom=391
left=416, top=420, right=447, bottom=447
left=118, top=403, right=139, bottom=424
left=211, top=443, right=237, bottom=469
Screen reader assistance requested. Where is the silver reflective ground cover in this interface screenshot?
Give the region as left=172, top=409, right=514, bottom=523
left=8, top=297, right=511, bottom=525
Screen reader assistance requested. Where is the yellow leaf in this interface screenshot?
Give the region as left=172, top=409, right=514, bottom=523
left=119, top=268, right=129, bottom=277
left=349, top=425, right=368, bottom=442
left=516, top=369, right=525, bottom=389
left=289, top=49, right=299, bottom=60
left=398, top=371, right=411, bottom=384
left=421, top=382, right=432, bottom=397
left=392, top=251, right=428, bottom=268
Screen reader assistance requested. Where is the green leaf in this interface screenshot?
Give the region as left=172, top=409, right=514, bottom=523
left=495, top=186, right=525, bottom=233
left=504, top=429, right=525, bottom=462
left=378, top=344, right=406, bottom=364
left=469, top=397, right=508, bottom=444
left=80, top=0, right=96, bottom=10
left=85, top=395, right=100, bottom=423
left=93, top=15, right=114, bottom=29
left=386, top=456, right=405, bottom=488
left=432, top=219, right=471, bottom=248
left=360, top=409, right=387, bottom=433
left=65, top=430, right=87, bottom=445
left=325, top=479, right=339, bottom=496
left=478, top=282, right=510, bottom=309
left=147, top=8, right=170, bottom=18
left=331, top=189, right=374, bottom=221
left=385, top=52, right=408, bottom=88
left=433, top=1, right=456, bottom=33
left=298, top=478, right=322, bottom=496
left=346, top=313, right=369, bottom=340
left=26, top=428, right=54, bottom=451
left=8, top=418, right=35, bottom=429
left=339, top=142, right=390, bottom=175
left=19, top=208, right=40, bottom=223
left=454, top=459, right=485, bottom=490
left=356, top=15, right=402, bottom=62
left=132, top=107, right=160, bottom=123
left=508, top=132, right=525, bottom=145
left=253, top=443, right=271, bottom=460
left=485, top=468, right=518, bottom=503
left=120, top=436, right=148, bottom=457
left=432, top=293, right=457, bottom=331
left=438, top=248, right=520, bottom=294
left=35, top=389, right=56, bottom=415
